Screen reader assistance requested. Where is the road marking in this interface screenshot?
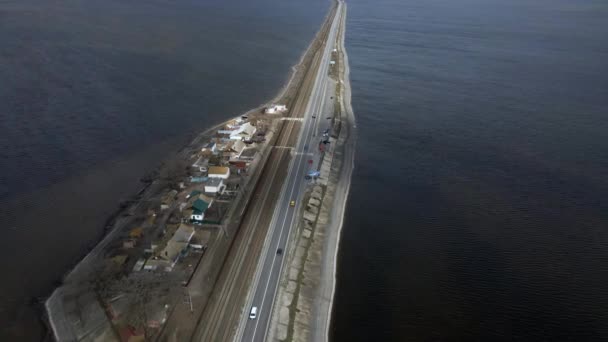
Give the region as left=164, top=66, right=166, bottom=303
left=253, top=7, right=341, bottom=341
left=244, top=4, right=342, bottom=341
left=251, top=62, right=324, bottom=341
left=251, top=100, right=317, bottom=340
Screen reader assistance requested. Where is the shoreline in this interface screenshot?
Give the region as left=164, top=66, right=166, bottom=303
left=44, top=0, right=336, bottom=293
left=43, top=115, right=243, bottom=341
left=43, top=0, right=335, bottom=339
left=324, top=1, right=355, bottom=337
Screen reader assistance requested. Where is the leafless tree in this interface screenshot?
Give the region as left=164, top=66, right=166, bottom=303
left=160, top=157, right=188, bottom=189
left=106, top=269, right=185, bottom=339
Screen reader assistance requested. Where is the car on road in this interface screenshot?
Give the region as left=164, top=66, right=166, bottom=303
left=290, top=200, right=296, bottom=207
left=312, top=115, right=316, bottom=118
left=277, top=248, right=283, bottom=255
left=249, top=306, right=258, bottom=320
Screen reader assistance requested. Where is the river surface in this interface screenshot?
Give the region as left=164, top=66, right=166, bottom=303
left=3, top=0, right=608, bottom=340
left=333, top=0, right=608, bottom=340
left=0, top=0, right=328, bottom=339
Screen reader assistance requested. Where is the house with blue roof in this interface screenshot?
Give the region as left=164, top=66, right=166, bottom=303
left=188, top=193, right=213, bottom=223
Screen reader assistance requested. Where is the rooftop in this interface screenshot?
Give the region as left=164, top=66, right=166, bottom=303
left=207, top=178, right=223, bottom=186
left=208, top=166, right=230, bottom=175
left=240, top=147, right=258, bottom=158
left=188, top=190, right=202, bottom=198
left=192, top=198, right=210, bottom=213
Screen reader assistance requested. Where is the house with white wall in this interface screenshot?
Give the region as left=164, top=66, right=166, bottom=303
left=229, top=122, right=256, bottom=141
left=205, top=178, right=225, bottom=194
left=264, top=104, right=288, bottom=114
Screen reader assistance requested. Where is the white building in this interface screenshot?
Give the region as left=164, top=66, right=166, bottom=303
left=201, top=142, right=216, bottom=154
left=205, top=178, right=225, bottom=194
left=229, top=122, right=256, bottom=141
left=264, top=104, right=288, bottom=114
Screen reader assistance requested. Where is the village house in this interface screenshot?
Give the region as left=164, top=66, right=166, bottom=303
left=229, top=122, right=256, bottom=141
left=205, top=178, right=225, bottom=194
left=229, top=139, right=246, bottom=159
left=238, top=147, right=258, bottom=161
left=208, top=166, right=230, bottom=179
left=154, top=224, right=195, bottom=270
left=187, top=191, right=213, bottom=223
left=201, top=142, right=217, bottom=155
left=264, top=104, right=288, bottom=114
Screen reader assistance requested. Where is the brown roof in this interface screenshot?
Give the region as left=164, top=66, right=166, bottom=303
left=208, top=166, right=229, bottom=175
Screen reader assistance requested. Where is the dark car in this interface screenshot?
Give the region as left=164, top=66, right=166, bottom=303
left=277, top=248, right=283, bottom=255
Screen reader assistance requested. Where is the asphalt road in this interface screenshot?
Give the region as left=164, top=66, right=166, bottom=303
left=239, top=2, right=343, bottom=341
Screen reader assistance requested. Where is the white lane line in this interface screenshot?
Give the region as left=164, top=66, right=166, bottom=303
left=249, top=63, right=321, bottom=342
left=248, top=5, right=342, bottom=340
left=241, top=79, right=319, bottom=340
left=243, top=117, right=313, bottom=339
left=258, top=10, right=341, bottom=341
left=251, top=90, right=319, bottom=340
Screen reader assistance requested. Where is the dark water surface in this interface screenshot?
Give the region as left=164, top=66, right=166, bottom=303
left=333, top=0, right=608, bottom=340
left=0, top=0, right=328, bottom=339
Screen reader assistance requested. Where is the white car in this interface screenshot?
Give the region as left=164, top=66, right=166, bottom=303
left=249, top=306, right=258, bottom=320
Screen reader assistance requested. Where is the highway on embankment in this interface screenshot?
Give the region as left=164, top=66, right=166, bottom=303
left=237, top=1, right=343, bottom=341
left=188, top=3, right=340, bottom=342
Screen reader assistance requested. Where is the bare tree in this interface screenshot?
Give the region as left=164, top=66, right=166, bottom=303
left=107, top=269, right=186, bottom=339
left=160, top=157, right=188, bottom=189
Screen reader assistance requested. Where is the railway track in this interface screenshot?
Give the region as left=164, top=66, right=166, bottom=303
left=191, top=34, right=329, bottom=342
left=187, top=5, right=337, bottom=341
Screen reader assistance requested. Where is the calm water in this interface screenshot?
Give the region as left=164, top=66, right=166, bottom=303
left=333, top=0, right=608, bottom=340
left=0, top=0, right=328, bottom=339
